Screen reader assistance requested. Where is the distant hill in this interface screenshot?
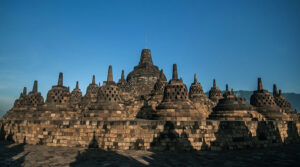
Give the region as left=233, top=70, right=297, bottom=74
left=281, top=93, right=300, bottom=112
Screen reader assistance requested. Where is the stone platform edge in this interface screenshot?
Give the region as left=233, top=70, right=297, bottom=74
left=0, top=119, right=299, bottom=151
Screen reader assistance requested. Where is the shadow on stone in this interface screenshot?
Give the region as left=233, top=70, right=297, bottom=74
left=285, top=121, right=300, bottom=144
left=37, top=138, right=44, bottom=145
left=211, top=121, right=254, bottom=150
left=6, top=130, right=14, bottom=143
left=0, top=124, right=28, bottom=166
left=88, top=131, right=98, bottom=149
left=200, top=137, right=209, bottom=150
left=150, top=121, right=194, bottom=151
left=256, top=121, right=282, bottom=146
left=70, top=131, right=146, bottom=167
left=0, top=124, right=6, bottom=141
left=139, top=121, right=203, bottom=166
left=0, top=142, right=27, bottom=167
left=136, top=99, right=156, bottom=120
left=70, top=122, right=200, bottom=166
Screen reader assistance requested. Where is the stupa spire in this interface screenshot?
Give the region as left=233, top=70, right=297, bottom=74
left=194, top=74, right=198, bottom=84
left=172, top=64, right=178, bottom=80
left=213, top=79, right=216, bottom=88
left=58, top=72, right=63, bottom=86
left=139, top=49, right=153, bottom=66
left=33, top=80, right=38, bottom=92
left=121, top=70, right=125, bottom=80
left=76, top=81, right=79, bottom=89
left=23, top=87, right=27, bottom=96
left=107, top=65, right=113, bottom=82
left=273, top=84, right=278, bottom=96
left=92, top=75, right=95, bottom=84
left=258, top=78, right=263, bottom=91
left=279, top=89, right=282, bottom=96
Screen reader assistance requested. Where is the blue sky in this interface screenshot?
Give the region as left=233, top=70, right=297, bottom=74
left=0, top=0, right=300, bottom=114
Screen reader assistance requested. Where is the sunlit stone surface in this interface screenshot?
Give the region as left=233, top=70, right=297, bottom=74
left=0, top=49, right=299, bottom=151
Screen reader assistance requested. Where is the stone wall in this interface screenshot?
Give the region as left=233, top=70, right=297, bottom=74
left=0, top=120, right=299, bottom=151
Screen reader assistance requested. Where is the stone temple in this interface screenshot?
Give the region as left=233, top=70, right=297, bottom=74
left=0, top=49, right=299, bottom=151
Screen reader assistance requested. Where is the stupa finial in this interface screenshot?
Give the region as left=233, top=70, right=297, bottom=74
left=92, top=75, right=95, bottom=84
left=279, top=89, right=282, bottom=96
left=33, top=80, right=38, bottom=92
left=107, top=65, right=113, bottom=82
left=213, top=79, right=216, bottom=88
left=121, top=70, right=125, bottom=80
left=258, top=78, right=263, bottom=91
left=273, top=84, right=278, bottom=96
left=76, top=81, right=79, bottom=89
left=172, top=64, right=178, bottom=80
left=58, top=72, right=63, bottom=86
left=23, top=87, right=27, bottom=96
left=139, top=49, right=153, bottom=65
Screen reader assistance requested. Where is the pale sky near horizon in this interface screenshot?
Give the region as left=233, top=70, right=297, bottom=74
left=0, top=0, right=300, bottom=115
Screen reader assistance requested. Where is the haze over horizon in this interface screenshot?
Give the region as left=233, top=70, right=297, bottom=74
left=0, top=0, right=300, bottom=115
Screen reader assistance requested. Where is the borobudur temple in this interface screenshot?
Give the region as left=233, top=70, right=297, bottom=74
left=0, top=48, right=299, bottom=151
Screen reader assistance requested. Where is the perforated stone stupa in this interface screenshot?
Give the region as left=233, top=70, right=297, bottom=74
left=13, top=87, right=27, bottom=109
left=82, top=75, right=99, bottom=107
left=148, top=70, right=168, bottom=106
left=70, top=81, right=82, bottom=108
left=0, top=48, right=299, bottom=151
left=127, top=49, right=166, bottom=97
left=208, top=79, right=223, bottom=104
left=2, top=49, right=298, bottom=122
left=273, top=84, right=298, bottom=121
left=87, top=65, right=128, bottom=120
left=189, top=74, right=214, bottom=117
left=46, top=72, right=71, bottom=107
left=209, top=84, right=264, bottom=121
left=26, top=80, right=44, bottom=108
left=155, top=64, right=206, bottom=121
left=250, top=78, right=290, bottom=120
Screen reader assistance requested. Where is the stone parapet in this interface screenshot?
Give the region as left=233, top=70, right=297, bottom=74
left=0, top=120, right=299, bottom=151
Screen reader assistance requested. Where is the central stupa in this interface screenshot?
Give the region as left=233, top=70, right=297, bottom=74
left=127, top=49, right=166, bottom=97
